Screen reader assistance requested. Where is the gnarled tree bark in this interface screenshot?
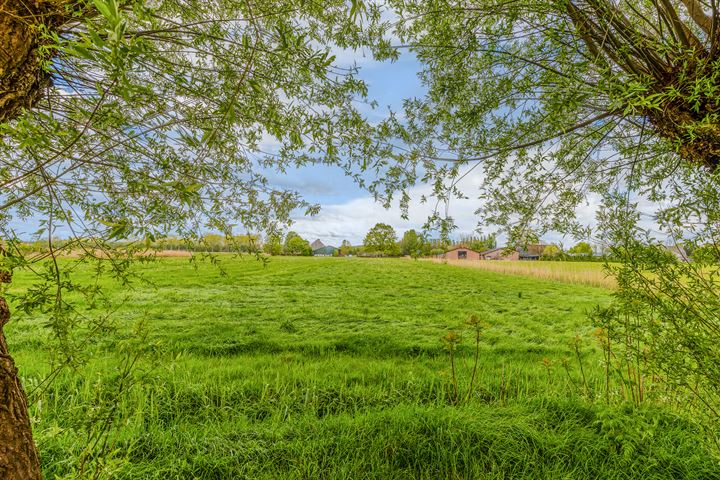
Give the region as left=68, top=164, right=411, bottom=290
left=0, top=0, right=71, bottom=123
left=0, top=0, right=96, bottom=477
left=0, top=270, right=41, bottom=480
left=0, top=2, right=77, bottom=477
left=565, top=0, right=720, bottom=171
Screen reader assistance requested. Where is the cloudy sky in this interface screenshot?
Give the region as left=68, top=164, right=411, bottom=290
left=264, top=49, right=668, bottom=247
left=274, top=52, right=443, bottom=246
left=265, top=51, right=592, bottom=247
left=8, top=48, right=497, bottom=245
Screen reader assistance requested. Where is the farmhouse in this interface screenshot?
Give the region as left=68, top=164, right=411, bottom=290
left=444, top=246, right=482, bottom=260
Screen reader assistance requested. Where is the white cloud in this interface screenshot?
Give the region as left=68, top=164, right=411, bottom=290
left=290, top=168, right=488, bottom=245
left=290, top=169, right=669, bottom=247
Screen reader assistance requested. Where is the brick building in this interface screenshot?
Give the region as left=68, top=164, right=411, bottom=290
left=444, top=246, right=482, bottom=260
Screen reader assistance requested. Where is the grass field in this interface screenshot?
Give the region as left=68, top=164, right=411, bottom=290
left=6, top=257, right=720, bottom=479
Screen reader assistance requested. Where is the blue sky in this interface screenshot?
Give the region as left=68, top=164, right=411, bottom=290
left=267, top=51, right=574, bottom=247
left=267, top=51, right=426, bottom=208
left=265, top=50, right=450, bottom=246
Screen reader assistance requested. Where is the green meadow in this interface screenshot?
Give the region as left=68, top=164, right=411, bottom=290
left=7, top=257, right=720, bottom=479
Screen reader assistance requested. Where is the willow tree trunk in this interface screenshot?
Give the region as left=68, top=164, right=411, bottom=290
left=0, top=271, right=41, bottom=479
left=0, top=0, right=75, bottom=477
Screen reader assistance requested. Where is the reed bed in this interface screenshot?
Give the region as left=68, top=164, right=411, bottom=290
left=432, top=259, right=616, bottom=289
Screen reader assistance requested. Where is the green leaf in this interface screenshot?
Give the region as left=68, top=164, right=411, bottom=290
left=93, top=0, right=116, bottom=23
left=61, top=44, right=94, bottom=61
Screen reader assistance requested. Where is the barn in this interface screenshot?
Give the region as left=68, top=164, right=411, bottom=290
left=444, top=246, right=482, bottom=260
left=518, top=244, right=548, bottom=260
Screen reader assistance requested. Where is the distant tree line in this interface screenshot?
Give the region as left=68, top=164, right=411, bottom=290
left=263, top=231, right=314, bottom=257
left=159, top=234, right=261, bottom=253
left=456, top=234, right=498, bottom=253
left=13, top=234, right=263, bottom=254
left=352, top=224, right=497, bottom=258
left=13, top=231, right=698, bottom=263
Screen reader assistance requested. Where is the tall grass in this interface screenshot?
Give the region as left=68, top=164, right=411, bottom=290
left=433, top=259, right=616, bottom=289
